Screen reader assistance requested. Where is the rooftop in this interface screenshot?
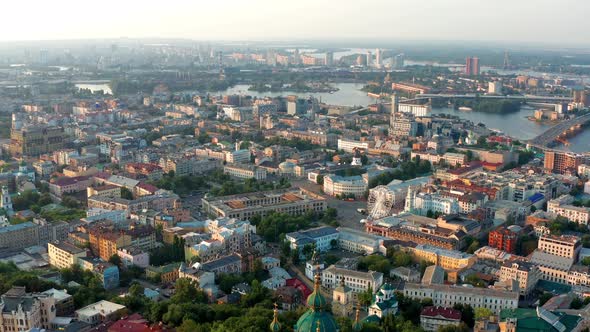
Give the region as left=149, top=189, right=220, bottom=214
left=50, top=241, right=86, bottom=255
left=75, top=300, right=125, bottom=317
left=323, top=265, right=383, bottom=281
left=201, top=254, right=241, bottom=271
left=404, top=282, right=519, bottom=300
left=421, top=306, right=462, bottom=320
left=0, top=222, right=36, bottom=234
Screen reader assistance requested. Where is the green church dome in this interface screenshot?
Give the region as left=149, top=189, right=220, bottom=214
left=294, top=273, right=338, bottom=332
left=296, top=311, right=339, bottom=332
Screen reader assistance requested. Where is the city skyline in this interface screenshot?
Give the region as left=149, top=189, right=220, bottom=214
left=2, top=0, right=590, bottom=46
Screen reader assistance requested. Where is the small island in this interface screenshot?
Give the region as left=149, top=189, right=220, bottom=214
left=248, top=81, right=338, bottom=93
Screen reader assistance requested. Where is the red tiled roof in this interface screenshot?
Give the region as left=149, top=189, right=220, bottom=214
left=52, top=175, right=91, bottom=186
left=126, top=163, right=162, bottom=173
left=286, top=278, right=311, bottom=298
left=136, top=182, right=158, bottom=193
left=420, top=306, right=462, bottom=320
left=108, top=313, right=150, bottom=332
left=95, top=172, right=112, bottom=180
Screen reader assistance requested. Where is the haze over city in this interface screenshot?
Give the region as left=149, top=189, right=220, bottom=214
left=0, top=2, right=590, bottom=332
left=2, top=0, right=590, bottom=45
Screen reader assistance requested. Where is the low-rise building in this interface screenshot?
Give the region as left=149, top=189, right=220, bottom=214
left=79, top=257, right=120, bottom=290
left=404, top=283, right=519, bottom=314
left=41, top=288, right=75, bottom=317
left=286, top=226, right=339, bottom=252
left=202, top=188, right=327, bottom=220
left=323, top=175, right=367, bottom=198
left=124, top=162, right=163, bottom=181
left=145, top=263, right=181, bottom=284
left=410, top=244, right=476, bottom=271
left=321, top=265, right=383, bottom=293
left=422, top=265, right=445, bottom=285
left=337, top=227, right=381, bottom=254
left=420, top=306, right=462, bottom=332
left=390, top=266, right=421, bottom=282
left=368, top=283, right=398, bottom=319
left=405, top=190, right=460, bottom=217
left=117, top=247, right=149, bottom=268
left=201, top=254, right=242, bottom=274
left=75, top=300, right=125, bottom=326
left=49, top=175, right=93, bottom=197
left=223, top=163, right=267, bottom=180
left=178, top=263, right=216, bottom=289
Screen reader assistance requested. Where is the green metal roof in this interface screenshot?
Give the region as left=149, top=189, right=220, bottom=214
left=500, top=308, right=582, bottom=332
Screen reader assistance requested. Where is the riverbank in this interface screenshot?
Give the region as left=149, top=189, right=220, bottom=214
left=452, top=99, right=522, bottom=114
left=247, top=85, right=339, bottom=93
left=526, top=116, right=560, bottom=125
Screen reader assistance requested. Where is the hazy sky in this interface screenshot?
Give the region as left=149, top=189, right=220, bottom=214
left=2, top=0, right=589, bottom=45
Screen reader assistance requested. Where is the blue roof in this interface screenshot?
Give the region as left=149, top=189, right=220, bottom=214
left=176, top=221, right=206, bottom=228
left=0, top=222, right=36, bottom=234
left=528, top=193, right=545, bottom=203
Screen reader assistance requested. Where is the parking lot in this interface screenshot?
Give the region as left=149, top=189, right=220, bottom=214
left=292, top=179, right=367, bottom=231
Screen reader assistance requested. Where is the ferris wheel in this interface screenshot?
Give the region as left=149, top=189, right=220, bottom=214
left=367, top=186, right=395, bottom=219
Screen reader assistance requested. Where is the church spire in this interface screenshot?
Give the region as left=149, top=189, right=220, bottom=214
left=269, top=303, right=281, bottom=331
left=352, top=303, right=363, bottom=332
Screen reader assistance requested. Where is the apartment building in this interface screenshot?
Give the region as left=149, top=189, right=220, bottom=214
left=0, top=287, right=57, bottom=331
left=499, top=260, right=541, bottom=296
left=538, top=234, right=581, bottom=260
left=0, top=222, right=39, bottom=250
left=547, top=195, right=590, bottom=225
left=124, top=162, right=163, bottom=181
left=88, top=228, right=131, bottom=261
left=405, top=190, right=460, bottom=216
left=78, top=258, right=120, bottom=290
left=489, top=227, right=518, bottom=254
left=206, top=218, right=255, bottom=253
left=544, top=151, right=582, bottom=174
left=390, top=114, right=418, bottom=137
left=9, top=125, right=66, bottom=157
left=87, top=184, right=120, bottom=199
left=48, top=241, right=88, bottom=270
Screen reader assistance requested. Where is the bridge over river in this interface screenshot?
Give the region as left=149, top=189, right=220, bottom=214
left=528, top=113, right=590, bottom=149
left=414, top=93, right=573, bottom=103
